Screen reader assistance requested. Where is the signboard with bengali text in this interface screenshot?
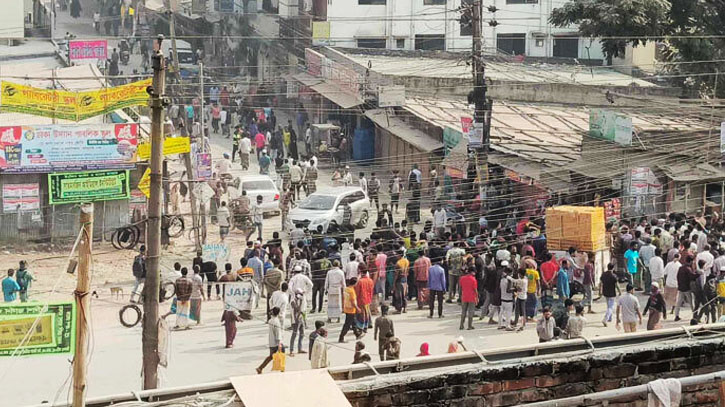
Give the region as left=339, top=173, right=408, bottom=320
left=49, top=170, right=130, bottom=204
left=0, top=123, right=138, bottom=173
left=0, top=78, right=151, bottom=122
left=68, top=40, right=107, bottom=60
left=136, top=137, right=191, bottom=160
left=2, top=184, right=40, bottom=213
left=0, top=302, right=76, bottom=357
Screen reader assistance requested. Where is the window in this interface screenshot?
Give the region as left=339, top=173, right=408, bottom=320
left=358, top=0, right=386, bottom=4
left=415, top=34, right=445, bottom=51
left=350, top=192, right=366, bottom=202
left=506, top=0, right=538, bottom=4
left=497, top=33, right=526, bottom=55
left=357, top=38, right=387, bottom=49
left=460, top=0, right=473, bottom=36
left=396, top=38, right=405, bottom=48
left=553, top=37, right=579, bottom=58
left=423, top=0, right=446, bottom=4
left=535, top=37, right=544, bottom=47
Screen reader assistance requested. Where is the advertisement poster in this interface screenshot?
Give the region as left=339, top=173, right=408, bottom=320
left=49, top=170, right=130, bottom=204
left=0, top=302, right=76, bottom=357
left=136, top=137, right=191, bottom=160
left=68, top=40, right=107, bottom=60
left=604, top=198, right=621, bottom=219
left=2, top=184, right=40, bottom=212
left=589, top=109, right=633, bottom=146
left=223, top=283, right=255, bottom=312
left=195, top=153, right=212, bottom=180
left=0, top=78, right=152, bottom=121
left=0, top=123, right=138, bottom=173
left=137, top=168, right=150, bottom=197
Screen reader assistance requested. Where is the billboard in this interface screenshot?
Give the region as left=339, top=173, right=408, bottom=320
left=0, top=302, right=76, bottom=357
left=0, top=123, right=138, bottom=173
left=136, top=137, right=190, bottom=160
left=589, top=109, right=633, bottom=146
left=49, top=170, right=130, bottom=204
left=69, top=40, right=108, bottom=60
left=0, top=78, right=152, bottom=121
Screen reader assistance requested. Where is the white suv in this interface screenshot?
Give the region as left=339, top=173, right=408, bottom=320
left=289, top=187, right=371, bottom=232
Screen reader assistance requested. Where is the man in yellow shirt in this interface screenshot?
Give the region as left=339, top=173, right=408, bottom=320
left=525, top=268, right=541, bottom=321
left=393, top=254, right=410, bottom=313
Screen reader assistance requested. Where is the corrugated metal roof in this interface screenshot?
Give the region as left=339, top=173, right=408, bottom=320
left=365, top=109, right=444, bottom=152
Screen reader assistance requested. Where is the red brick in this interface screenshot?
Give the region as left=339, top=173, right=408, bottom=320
left=536, top=375, right=566, bottom=388
left=594, top=379, right=622, bottom=392
left=502, top=377, right=535, bottom=391
left=470, top=382, right=501, bottom=396
left=519, top=389, right=548, bottom=402
left=695, top=390, right=719, bottom=404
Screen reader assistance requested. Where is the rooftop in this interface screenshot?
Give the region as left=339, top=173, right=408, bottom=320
left=339, top=49, right=657, bottom=88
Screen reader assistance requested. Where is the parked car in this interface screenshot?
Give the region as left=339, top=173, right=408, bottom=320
left=233, top=175, right=280, bottom=215
left=289, top=187, right=370, bottom=232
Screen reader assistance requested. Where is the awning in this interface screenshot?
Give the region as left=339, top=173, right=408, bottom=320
left=292, top=73, right=364, bottom=109
left=489, top=153, right=573, bottom=193
left=658, top=163, right=725, bottom=182
left=365, top=109, right=445, bottom=153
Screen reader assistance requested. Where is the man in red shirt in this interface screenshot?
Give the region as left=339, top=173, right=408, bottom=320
left=355, top=270, right=375, bottom=332
left=459, top=269, right=478, bottom=330
left=414, top=253, right=431, bottom=310
left=540, top=253, right=559, bottom=308
left=254, top=131, right=266, bottom=160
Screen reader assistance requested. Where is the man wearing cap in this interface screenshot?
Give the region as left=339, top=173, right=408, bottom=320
left=643, top=282, right=667, bottom=330
left=289, top=265, right=313, bottom=325
left=616, top=284, right=642, bottom=333
left=342, top=166, right=353, bottom=186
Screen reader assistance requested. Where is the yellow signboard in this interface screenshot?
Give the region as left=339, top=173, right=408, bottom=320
left=0, top=78, right=152, bottom=122
left=0, top=316, right=54, bottom=350
left=137, top=168, right=151, bottom=198
left=137, top=137, right=191, bottom=160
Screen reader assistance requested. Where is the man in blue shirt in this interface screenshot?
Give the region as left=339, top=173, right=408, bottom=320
left=427, top=257, right=447, bottom=318
left=3, top=269, right=21, bottom=302
left=624, top=242, right=641, bottom=290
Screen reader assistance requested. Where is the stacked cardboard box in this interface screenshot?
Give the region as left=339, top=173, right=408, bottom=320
left=546, top=206, right=606, bottom=252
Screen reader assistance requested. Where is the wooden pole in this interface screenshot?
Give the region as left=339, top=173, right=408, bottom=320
left=72, top=203, right=93, bottom=407
left=143, top=34, right=166, bottom=390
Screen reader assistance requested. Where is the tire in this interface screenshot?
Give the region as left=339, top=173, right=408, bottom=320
left=111, top=229, right=123, bottom=250
left=165, top=216, right=185, bottom=238
left=357, top=210, right=369, bottom=229
left=161, top=282, right=175, bottom=302
left=119, top=304, right=142, bottom=328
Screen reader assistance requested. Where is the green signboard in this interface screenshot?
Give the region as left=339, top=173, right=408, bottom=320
left=589, top=109, right=633, bottom=146
left=49, top=170, right=130, bottom=204
left=0, top=302, right=76, bottom=356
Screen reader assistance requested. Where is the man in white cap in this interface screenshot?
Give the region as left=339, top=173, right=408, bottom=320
left=499, top=264, right=515, bottom=330
left=288, top=265, right=313, bottom=326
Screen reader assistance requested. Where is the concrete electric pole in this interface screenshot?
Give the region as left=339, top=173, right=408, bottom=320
left=143, top=34, right=167, bottom=390
left=72, top=203, right=93, bottom=407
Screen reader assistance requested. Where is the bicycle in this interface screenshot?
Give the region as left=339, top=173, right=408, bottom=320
left=110, top=214, right=185, bottom=250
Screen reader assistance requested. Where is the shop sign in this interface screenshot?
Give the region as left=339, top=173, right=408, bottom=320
left=2, top=184, right=40, bottom=212
left=195, top=153, right=212, bottom=180
left=69, top=40, right=107, bottom=60
left=0, top=123, right=138, bottom=173
left=0, top=302, right=76, bottom=356
left=136, top=137, right=191, bottom=160
left=589, top=109, right=633, bottom=146
left=0, top=78, right=151, bottom=122
left=49, top=170, right=130, bottom=204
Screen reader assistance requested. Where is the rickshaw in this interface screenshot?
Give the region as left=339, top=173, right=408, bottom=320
left=311, top=123, right=341, bottom=166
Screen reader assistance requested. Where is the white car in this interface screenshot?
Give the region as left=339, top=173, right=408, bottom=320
left=289, top=187, right=371, bottom=232
left=232, top=175, right=280, bottom=215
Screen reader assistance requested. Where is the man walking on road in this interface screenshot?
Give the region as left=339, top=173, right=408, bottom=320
left=616, top=284, right=642, bottom=333
left=428, top=257, right=446, bottom=318
left=459, top=269, right=478, bottom=330
left=256, top=306, right=284, bottom=374
left=174, top=268, right=193, bottom=330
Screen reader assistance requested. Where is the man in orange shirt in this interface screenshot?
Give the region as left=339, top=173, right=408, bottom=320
left=414, top=252, right=431, bottom=309
left=355, top=270, right=374, bottom=332
left=339, top=278, right=361, bottom=342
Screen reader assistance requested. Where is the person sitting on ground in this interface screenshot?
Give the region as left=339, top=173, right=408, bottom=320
left=383, top=331, right=401, bottom=360
left=565, top=305, right=586, bottom=339
left=353, top=341, right=372, bottom=364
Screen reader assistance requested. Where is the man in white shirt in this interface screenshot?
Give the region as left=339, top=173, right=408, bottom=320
left=217, top=201, right=231, bottom=242
left=664, top=253, right=681, bottom=314
left=713, top=249, right=725, bottom=274
left=344, top=253, right=359, bottom=280
left=696, top=244, right=714, bottom=274
left=616, top=284, right=642, bottom=333
left=246, top=195, right=264, bottom=241
left=288, top=266, right=313, bottom=315
left=239, top=133, right=252, bottom=170
left=215, top=153, right=233, bottom=178
left=270, top=282, right=291, bottom=328
left=358, top=172, right=367, bottom=194
left=289, top=160, right=303, bottom=200
left=433, top=205, right=447, bottom=238
left=639, top=239, right=656, bottom=293
left=649, top=248, right=665, bottom=288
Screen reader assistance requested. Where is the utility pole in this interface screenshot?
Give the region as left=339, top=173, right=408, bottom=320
left=72, top=203, right=93, bottom=407
left=471, top=0, right=491, bottom=203
left=143, top=34, right=166, bottom=390
left=168, top=6, right=203, bottom=253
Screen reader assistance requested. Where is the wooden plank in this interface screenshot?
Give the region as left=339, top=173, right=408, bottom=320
left=230, top=369, right=352, bottom=407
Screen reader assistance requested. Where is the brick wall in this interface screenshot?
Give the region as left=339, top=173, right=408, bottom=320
left=342, top=338, right=725, bottom=407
